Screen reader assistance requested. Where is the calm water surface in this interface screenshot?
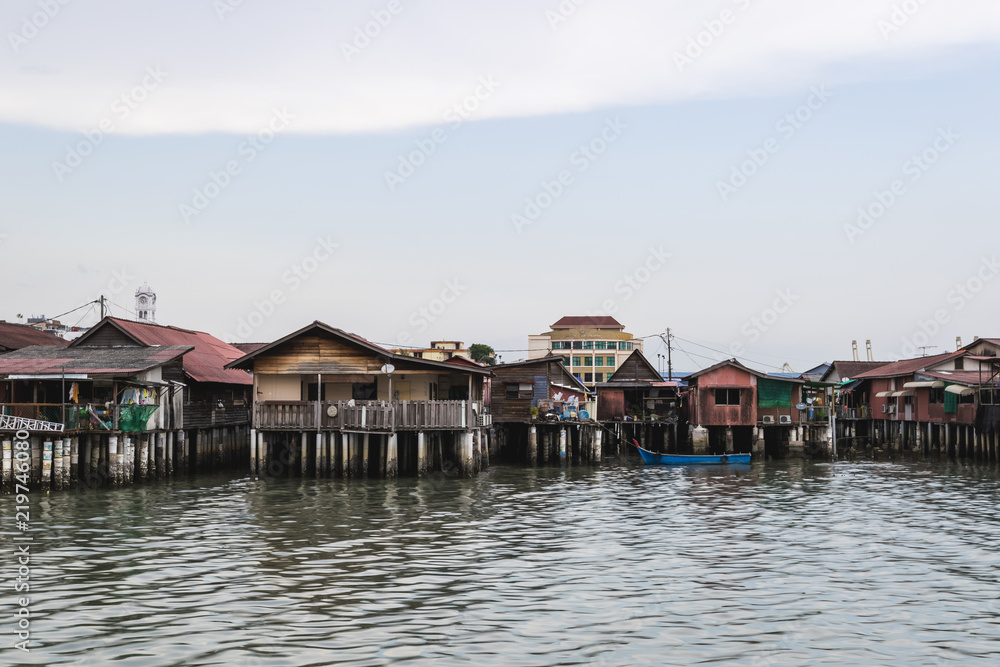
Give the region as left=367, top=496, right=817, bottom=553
left=4, top=460, right=1000, bottom=666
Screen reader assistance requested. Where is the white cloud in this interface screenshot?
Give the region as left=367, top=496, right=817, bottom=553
left=1, top=0, right=999, bottom=135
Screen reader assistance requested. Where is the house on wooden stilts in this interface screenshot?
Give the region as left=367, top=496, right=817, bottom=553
left=225, top=321, right=493, bottom=478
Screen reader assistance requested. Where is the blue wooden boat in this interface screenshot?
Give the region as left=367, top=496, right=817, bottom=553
left=632, top=439, right=750, bottom=465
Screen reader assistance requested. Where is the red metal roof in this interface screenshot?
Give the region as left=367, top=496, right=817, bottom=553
left=0, top=345, right=191, bottom=376
left=919, top=370, right=994, bottom=386
left=550, top=316, right=624, bottom=330
left=853, top=352, right=963, bottom=379
left=73, top=318, right=252, bottom=385
left=0, top=322, right=71, bottom=351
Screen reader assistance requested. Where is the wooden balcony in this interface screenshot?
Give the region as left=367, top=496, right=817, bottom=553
left=253, top=400, right=486, bottom=432
left=0, top=403, right=159, bottom=432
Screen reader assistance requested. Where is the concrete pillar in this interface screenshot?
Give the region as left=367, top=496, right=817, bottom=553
left=69, top=437, right=79, bottom=487
left=417, top=431, right=428, bottom=476
left=155, top=433, right=165, bottom=478
left=461, top=431, right=475, bottom=476
left=691, top=426, right=709, bottom=454
left=41, top=440, right=53, bottom=491
left=386, top=434, right=398, bottom=478
left=297, top=433, right=306, bottom=477
left=167, top=432, right=175, bottom=476
left=89, top=436, right=99, bottom=481
left=725, top=427, right=734, bottom=454
left=559, top=429, right=567, bottom=462
left=139, top=436, right=149, bottom=481
left=30, top=437, right=41, bottom=484
left=53, top=439, right=63, bottom=491
left=2, top=439, right=12, bottom=489
left=107, top=437, right=119, bottom=487
left=594, top=429, right=603, bottom=462
left=256, top=431, right=266, bottom=477
left=482, top=431, right=490, bottom=468
left=527, top=426, right=538, bottom=466
left=124, top=436, right=133, bottom=485
left=753, top=427, right=765, bottom=458
left=361, top=434, right=369, bottom=477
left=249, top=428, right=257, bottom=476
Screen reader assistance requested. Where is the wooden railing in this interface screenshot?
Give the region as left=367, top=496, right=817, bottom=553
left=0, top=403, right=158, bottom=432
left=254, top=400, right=481, bottom=431
left=837, top=406, right=871, bottom=420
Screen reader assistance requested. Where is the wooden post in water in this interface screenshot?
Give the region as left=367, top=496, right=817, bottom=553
left=88, top=436, right=98, bottom=482
left=167, top=432, right=175, bottom=476
left=559, top=428, right=567, bottom=463
left=527, top=426, right=538, bottom=466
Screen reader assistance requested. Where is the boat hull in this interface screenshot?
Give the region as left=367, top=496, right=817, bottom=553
left=633, top=442, right=750, bottom=465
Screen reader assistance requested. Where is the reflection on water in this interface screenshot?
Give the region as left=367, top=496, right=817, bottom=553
left=4, top=460, right=1000, bottom=665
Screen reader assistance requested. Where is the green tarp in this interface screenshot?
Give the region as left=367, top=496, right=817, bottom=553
left=944, top=384, right=958, bottom=414
left=758, top=378, right=792, bottom=408
left=119, top=405, right=159, bottom=432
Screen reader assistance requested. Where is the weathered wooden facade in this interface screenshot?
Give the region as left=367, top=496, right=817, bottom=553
left=226, top=321, right=493, bottom=478
left=848, top=343, right=1000, bottom=461
left=596, top=349, right=682, bottom=454
left=684, top=359, right=825, bottom=458
left=0, top=344, right=196, bottom=491
left=488, top=356, right=603, bottom=465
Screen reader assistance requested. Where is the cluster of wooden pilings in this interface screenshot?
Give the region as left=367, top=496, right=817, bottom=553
left=0, top=425, right=251, bottom=492
left=249, top=428, right=490, bottom=479
left=493, top=422, right=606, bottom=465
left=840, top=421, right=1000, bottom=462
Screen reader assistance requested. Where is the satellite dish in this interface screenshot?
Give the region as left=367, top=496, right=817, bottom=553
left=796, top=403, right=808, bottom=410
left=381, top=363, right=395, bottom=375
left=326, top=405, right=339, bottom=418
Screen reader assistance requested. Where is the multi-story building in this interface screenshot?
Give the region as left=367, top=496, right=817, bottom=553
left=392, top=341, right=472, bottom=362
left=528, top=316, right=643, bottom=387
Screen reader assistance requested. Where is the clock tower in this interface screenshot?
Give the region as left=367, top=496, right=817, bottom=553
left=135, top=283, right=156, bottom=323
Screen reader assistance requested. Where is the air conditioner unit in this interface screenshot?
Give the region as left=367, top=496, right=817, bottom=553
left=882, top=404, right=889, bottom=414
left=762, top=415, right=775, bottom=424
left=888, top=405, right=897, bottom=414
left=779, top=415, right=792, bottom=425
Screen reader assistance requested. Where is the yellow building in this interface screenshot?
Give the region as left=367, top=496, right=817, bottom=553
left=528, top=317, right=643, bottom=387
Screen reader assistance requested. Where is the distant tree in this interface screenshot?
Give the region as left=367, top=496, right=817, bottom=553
left=469, top=343, right=496, bottom=365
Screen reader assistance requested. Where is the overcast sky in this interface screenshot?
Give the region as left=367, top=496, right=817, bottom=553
left=2, top=0, right=999, bottom=372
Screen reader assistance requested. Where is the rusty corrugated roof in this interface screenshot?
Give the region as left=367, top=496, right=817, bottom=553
left=72, top=318, right=252, bottom=385
left=0, top=322, right=71, bottom=351
left=0, top=345, right=191, bottom=376
left=853, top=352, right=963, bottom=379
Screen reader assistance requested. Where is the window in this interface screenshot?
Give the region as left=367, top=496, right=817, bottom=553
left=715, top=388, right=741, bottom=406
left=551, top=341, right=564, bottom=350
left=583, top=341, right=594, bottom=349
left=904, top=395, right=913, bottom=406
left=619, top=341, right=633, bottom=351
left=584, top=373, right=593, bottom=383
left=959, top=392, right=975, bottom=404
left=594, top=373, right=603, bottom=382
left=573, top=356, right=582, bottom=366
left=582, top=357, right=593, bottom=367
left=595, top=357, right=604, bottom=367
left=352, top=383, right=377, bottom=400
left=981, top=389, right=999, bottom=405
left=572, top=341, right=583, bottom=349
left=562, top=356, right=572, bottom=367
left=574, top=374, right=582, bottom=381
left=955, top=357, right=965, bottom=370
left=307, top=383, right=327, bottom=401
left=596, top=341, right=607, bottom=350
left=606, top=356, right=615, bottom=367
left=505, top=383, right=533, bottom=399
left=930, top=388, right=945, bottom=404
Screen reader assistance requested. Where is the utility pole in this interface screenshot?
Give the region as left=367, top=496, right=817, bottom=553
left=99, top=295, right=107, bottom=319
left=658, top=329, right=674, bottom=381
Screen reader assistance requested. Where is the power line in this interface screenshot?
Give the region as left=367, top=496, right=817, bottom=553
left=673, top=335, right=786, bottom=371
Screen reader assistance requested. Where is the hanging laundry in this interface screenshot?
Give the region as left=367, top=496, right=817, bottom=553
left=68, top=382, right=80, bottom=404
